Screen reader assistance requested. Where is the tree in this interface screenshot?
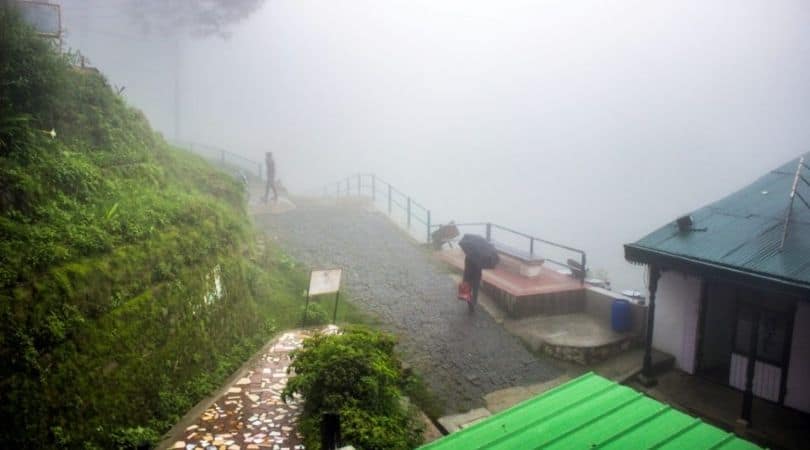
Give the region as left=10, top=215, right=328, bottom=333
left=125, top=0, right=266, bottom=38
left=60, top=0, right=266, bottom=39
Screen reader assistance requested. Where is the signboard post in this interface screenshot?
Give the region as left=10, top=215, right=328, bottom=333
left=303, top=269, right=343, bottom=326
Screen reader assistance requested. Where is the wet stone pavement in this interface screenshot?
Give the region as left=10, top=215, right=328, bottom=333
left=167, top=330, right=322, bottom=450
left=256, top=200, right=562, bottom=413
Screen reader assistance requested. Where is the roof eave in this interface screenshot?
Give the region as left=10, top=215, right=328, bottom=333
left=624, top=243, right=810, bottom=299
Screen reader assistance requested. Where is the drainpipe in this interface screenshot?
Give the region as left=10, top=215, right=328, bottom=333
left=640, top=266, right=661, bottom=386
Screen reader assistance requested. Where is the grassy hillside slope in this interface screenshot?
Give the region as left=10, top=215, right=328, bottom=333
left=0, top=9, right=307, bottom=448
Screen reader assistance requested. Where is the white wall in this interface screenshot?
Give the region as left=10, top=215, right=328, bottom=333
left=729, top=353, right=782, bottom=402
left=786, top=302, right=810, bottom=413
left=652, top=270, right=702, bottom=373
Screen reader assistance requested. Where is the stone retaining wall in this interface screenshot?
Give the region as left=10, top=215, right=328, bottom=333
left=541, top=336, right=641, bottom=365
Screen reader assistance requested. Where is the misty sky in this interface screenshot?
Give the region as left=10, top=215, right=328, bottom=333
left=60, top=0, right=810, bottom=291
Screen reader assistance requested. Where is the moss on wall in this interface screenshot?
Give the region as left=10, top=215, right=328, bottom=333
left=0, top=8, right=306, bottom=448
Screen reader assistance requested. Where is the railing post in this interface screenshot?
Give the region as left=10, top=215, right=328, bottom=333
left=407, top=197, right=411, bottom=229
left=485, top=223, right=492, bottom=241
left=387, top=185, right=392, bottom=215
left=357, top=174, right=361, bottom=196
left=581, top=253, right=587, bottom=282
left=372, top=175, right=376, bottom=202
left=530, top=238, right=534, bottom=256
left=426, top=210, right=431, bottom=243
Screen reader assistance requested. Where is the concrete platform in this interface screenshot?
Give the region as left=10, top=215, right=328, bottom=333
left=507, top=313, right=631, bottom=348
left=503, top=313, right=639, bottom=365
left=447, top=272, right=643, bottom=366
left=436, top=248, right=585, bottom=317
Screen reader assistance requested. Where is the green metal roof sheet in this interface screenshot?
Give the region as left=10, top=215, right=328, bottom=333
left=418, top=373, right=762, bottom=450
left=626, top=152, right=810, bottom=288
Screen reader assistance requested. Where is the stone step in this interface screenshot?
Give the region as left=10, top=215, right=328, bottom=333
left=650, top=349, right=676, bottom=375
left=437, top=408, right=492, bottom=434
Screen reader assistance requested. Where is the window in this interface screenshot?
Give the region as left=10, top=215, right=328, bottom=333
left=734, top=304, right=789, bottom=366
left=757, top=311, right=788, bottom=364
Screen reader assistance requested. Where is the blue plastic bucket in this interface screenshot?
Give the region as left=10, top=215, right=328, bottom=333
left=611, top=299, right=632, bottom=332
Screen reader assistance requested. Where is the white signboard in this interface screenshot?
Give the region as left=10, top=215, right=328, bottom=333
left=308, top=269, right=342, bottom=296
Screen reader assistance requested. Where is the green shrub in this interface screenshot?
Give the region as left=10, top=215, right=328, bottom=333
left=110, top=427, right=159, bottom=450
left=282, top=327, right=424, bottom=450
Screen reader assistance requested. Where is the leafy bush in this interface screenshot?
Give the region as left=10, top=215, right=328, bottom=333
left=282, top=327, right=424, bottom=450
left=110, top=427, right=159, bottom=450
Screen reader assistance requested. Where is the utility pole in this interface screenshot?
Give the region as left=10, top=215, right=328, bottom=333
left=174, top=37, right=181, bottom=141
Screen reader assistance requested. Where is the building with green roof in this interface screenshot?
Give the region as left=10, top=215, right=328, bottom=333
left=419, top=372, right=761, bottom=450
left=624, top=152, right=810, bottom=425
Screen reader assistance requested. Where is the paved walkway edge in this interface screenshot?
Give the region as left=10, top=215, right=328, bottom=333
left=155, top=328, right=314, bottom=450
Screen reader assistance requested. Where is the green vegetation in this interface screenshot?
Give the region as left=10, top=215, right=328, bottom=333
left=282, top=327, right=425, bottom=450
left=0, top=9, right=314, bottom=448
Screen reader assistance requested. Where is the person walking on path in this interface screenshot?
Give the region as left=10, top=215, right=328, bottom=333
left=264, top=151, right=278, bottom=203
left=463, top=255, right=482, bottom=312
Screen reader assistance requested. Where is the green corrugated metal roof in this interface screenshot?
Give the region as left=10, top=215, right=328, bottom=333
left=419, top=373, right=761, bottom=450
left=626, top=152, right=810, bottom=288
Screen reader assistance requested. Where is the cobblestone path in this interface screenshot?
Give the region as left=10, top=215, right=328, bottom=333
left=165, top=329, right=334, bottom=450
left=256, top=200, right=562, bottom=413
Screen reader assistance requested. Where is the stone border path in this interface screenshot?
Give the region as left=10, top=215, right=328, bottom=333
left=164, top=327, right=336, bottom=450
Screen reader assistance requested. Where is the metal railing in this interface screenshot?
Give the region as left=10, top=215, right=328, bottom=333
left=169, top=139, right=264, bottom=179
left=323, top=174, right=432, bottom=243
left=320, top=174, right=588, bottom=281
left=440, top=222, right=588, bottom=282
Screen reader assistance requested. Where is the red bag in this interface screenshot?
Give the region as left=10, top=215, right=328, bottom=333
left=457, top=281, right=472, bottom=302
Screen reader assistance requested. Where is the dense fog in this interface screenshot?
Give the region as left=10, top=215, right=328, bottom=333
left=60, top=0, right=810, bottom=291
